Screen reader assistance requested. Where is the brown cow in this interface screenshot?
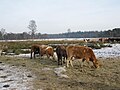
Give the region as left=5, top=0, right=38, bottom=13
left=30, top=44, right=41, bottom=59
left=56, top=45, right=67, bottom=65
left=66, top=45, right=99, bottom=68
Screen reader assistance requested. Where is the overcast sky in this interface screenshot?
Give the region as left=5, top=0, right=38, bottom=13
left=0, top=0, right=120, bottom=34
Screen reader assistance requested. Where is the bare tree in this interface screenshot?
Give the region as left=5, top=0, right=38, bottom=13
left=67, top=28, right=71, bottom=33
left=67, top=28, right=71, bottom=38
left=1, top=28, right=6, bottom=40
left=28, top=20, right=37, bottom=39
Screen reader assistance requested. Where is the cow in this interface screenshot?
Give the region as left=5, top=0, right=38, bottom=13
left=40, top=45, right=55, bottom=60
left=56, top=45, right=67, bottom=65
left=39, top=45, right=48, bottom=57
left=30, top=44, right=41, bottom=59
left=66, top=45, right=99, bottom=68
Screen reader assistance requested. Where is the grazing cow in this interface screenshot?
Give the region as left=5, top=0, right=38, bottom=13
left=56, top=45, right=67, bottom=65
left=40, top=45, right=54, bottom=60
left=66, top=45, right=99, bottom=68
left=30, top=44, right=41, bottom=59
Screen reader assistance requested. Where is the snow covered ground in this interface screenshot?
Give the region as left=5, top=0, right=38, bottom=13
left=94, top=44, right=120, bottom=58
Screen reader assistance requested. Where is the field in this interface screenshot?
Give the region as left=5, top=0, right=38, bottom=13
left=0, top=40, right=120, bottom=90
left=0, top=56, right=120, bottom=90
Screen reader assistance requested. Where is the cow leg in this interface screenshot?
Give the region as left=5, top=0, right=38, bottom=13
left=39, top=52, right=42, bottom=59
left=47, top=55, right=50, bottom=59
left=34, top=52, right=36, bottom=59
left=80, top=59, right=85, bottom=68
left=60, top=57, right=62, bottom=65
left=52, top=55, right=55, bottom=60
left=51, top=53, right=55, bottom=60
left=70, top=60, right=73, bottom=67
left=58, top=58, right=60, bottom=65
left=66, top=56, right=70, bottom=67
left=50, top=55, right=55, bottom=60
left=58, top=57, right=60, bottom=65
left=61, top=59, right=62, bottom=65
left=58, top=56, right=62, bottom=65
left=67, top=56, right=74, bottom=67
left=58, top=59, right=62, bottom=65
left=30, top=51, right=33, bottom=59
left=63, top=57, right=66, bottom=64
left=66, top=59, right=70, bottom=67
left=40, top=55, right=43, bottom=59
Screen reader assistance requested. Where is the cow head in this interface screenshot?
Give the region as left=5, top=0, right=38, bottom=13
left=93, top=60, right=100, bottom=68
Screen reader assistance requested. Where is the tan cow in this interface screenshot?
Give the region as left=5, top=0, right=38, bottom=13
left=40, top=45, right=55, bottom=60
left=66, top=45, right=99, bottom=68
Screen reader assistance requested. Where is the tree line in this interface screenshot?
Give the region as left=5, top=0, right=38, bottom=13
left=48, top=28, right=120, bottom=39
left=0, top=28, right=120, bottom=40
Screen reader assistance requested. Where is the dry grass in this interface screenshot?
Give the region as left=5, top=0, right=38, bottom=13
left=0, top=56, right=120, bottom=90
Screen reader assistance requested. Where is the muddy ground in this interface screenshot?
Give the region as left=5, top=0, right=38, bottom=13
left=0, top=56, right=120, bottom=90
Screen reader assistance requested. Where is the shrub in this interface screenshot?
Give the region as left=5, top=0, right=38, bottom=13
left=13, top=49, right=21, bottom=55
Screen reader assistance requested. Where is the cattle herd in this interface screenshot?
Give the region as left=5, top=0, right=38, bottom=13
left=30, top=44, right=100, bottom=68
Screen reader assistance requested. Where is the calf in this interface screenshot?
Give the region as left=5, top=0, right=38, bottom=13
left=56, top=45, right=67, bottom=65
left=66, top=45, right=99, bottom=68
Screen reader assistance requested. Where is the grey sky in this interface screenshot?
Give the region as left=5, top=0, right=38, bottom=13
left=0, top=0, right=120, bottom=34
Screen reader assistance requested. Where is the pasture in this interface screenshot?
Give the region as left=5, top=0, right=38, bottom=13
left=0, top=56, right=120, bottom=90
left=0, top=40, right=120, bottom=90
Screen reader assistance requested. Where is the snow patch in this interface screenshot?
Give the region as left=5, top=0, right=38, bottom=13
left=54, top=66, right=69, bottom=78
left=94, top=44, right=120, bottom=58
left=0, top=63, right=35, bottom=90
